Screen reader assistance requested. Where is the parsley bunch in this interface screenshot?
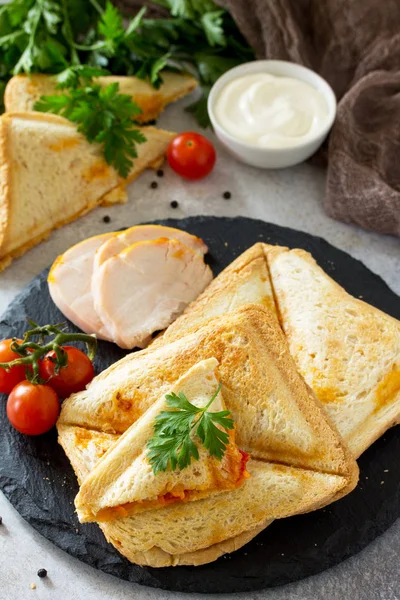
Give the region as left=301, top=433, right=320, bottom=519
left=147, top=383, right=235, bottom=474
left=0, top=0, right=254, bottom=170
left=0, top=0, right=253, bottom=115
left=35, top=68, right=146, bottom=178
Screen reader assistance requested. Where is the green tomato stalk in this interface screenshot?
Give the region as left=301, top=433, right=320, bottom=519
left=0, top=319, right=97, bottom=385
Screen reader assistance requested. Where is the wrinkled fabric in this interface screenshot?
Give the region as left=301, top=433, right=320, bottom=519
left=120, top=0, right=400, bottom=235
left=215, top=0, right=400, bottom=235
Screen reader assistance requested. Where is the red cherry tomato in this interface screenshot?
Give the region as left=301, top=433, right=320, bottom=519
left=167, top=132, right=216, bottom=180
left=0, top=339, right=26, bottom=394
left=7, top=381, right=60, bottom=435
left=39, top=346, right=94, bottom=399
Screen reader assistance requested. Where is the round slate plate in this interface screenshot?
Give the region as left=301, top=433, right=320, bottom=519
left=1, top=216, right=400, bottom=594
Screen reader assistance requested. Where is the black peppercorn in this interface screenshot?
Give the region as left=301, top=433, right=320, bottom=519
left=103, top=215, right=111, bottom=223
left=170, top=200, right=178, bottom=209
left=37, top=569, right=47, bottom=578
left=223, top=191, right=231, bottom=200
left=150, top=181, right=158, bottom=189
left=156, top=169, right=164, bottom=178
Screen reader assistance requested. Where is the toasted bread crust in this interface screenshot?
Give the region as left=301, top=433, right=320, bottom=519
left=0, top=115, right=11, bottom=250
left=58, top=420, right=355, bottom=565
left=4, top=73, right=198, bottom=122
left=75, top=360, right=249, bottom=522
left=59, top=306, right=358, bottom=480
left=102, top=519, right=271, bottom=567
left=58, top=419, right=270, bottom=566
left=0, top=185, right=126, bottom=273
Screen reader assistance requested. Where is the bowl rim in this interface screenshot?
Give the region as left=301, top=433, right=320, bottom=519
left=207, top=59, right=337, bottom=154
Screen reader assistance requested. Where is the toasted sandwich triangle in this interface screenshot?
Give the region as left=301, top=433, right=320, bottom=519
left=264, top=244, right=400, bottom=457
left=74, top=358, right=249, bottom=522
left=58, top=305, right=357, bottom=482
left=4, top=72, right=198, bottom=122
left=58, top=420, right=356, bottom=566
left=0, top=113, right=175, bottom=270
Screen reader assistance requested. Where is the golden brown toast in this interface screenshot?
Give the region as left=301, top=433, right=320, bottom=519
left=58, top=305, right=358, bottom=566
left=0, top=112, right=175, bottom=271
left=264, top=245, right=400, bottom=458
left=4, top=72, right=197, bottom=122
left=74, top=359, right=249, bottom=522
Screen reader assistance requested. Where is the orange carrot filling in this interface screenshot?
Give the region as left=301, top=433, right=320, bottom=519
left=95, top=449, right=250, bottom=522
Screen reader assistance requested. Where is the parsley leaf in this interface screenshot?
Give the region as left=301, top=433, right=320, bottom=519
left=34, top=81, right=145, bottom=178
left=201, top=11, right=226, bottom=47
left=56, top=65, right=110, bottom=89
left=147, top=383, right=235, bottom=474
left=98, top=0, right=125, bottom=53
left=197, top=410, right=232, bottom=459
left=147, top=431, right=200, bottom=472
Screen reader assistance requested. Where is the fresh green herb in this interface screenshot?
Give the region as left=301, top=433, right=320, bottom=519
left=0, top=319, right=97, bottom=385
left=34, top=77, right=146, bottom=178
left=0, top=0, right=254, bottom=123
left=55, top=65, right=110, bottom=89
left=147, top=383, right=234, bottom=474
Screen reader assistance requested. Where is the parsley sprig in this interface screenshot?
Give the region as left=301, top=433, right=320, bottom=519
left=0, top=0, right=254, bottom=121
left=147, top=383, right=235, bottom=474
left=34, top=73, right=146, bottom=178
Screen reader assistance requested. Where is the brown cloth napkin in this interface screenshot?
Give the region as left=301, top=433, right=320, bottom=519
left=119, top=0, right=400, bottom=235
left=215, top=0, right=400, bottom=236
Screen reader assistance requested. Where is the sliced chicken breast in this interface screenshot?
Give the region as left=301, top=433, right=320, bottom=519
left=92, top=238, right=213, bottom=349
left=48, top=233, right=116, bottom=340
left=93, top=224, right=208, bottom=272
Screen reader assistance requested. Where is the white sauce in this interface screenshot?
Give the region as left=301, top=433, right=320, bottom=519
left=214, top=73, right=330, bottom=148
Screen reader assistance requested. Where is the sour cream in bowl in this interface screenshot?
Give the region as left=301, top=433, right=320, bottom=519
left=208, top=60, right=336, bottom=169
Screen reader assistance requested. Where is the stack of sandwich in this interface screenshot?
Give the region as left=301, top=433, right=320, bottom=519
left=57, top=242, right=400, bottom=567
left=0, top=72, right=197, bottom=271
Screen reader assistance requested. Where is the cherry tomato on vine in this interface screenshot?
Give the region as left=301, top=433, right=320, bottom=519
left=167, top=132, right=216, bottom=180
left=6, top=381, right=60, bottom=435
left=0, top=339, right=26, bottom=394
left=39, top=346, right=94, bottom=399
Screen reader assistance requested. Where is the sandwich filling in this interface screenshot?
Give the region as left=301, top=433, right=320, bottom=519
left=94, top=447, right=250, bottom=522
left=74, top=359, right=252, bottom=523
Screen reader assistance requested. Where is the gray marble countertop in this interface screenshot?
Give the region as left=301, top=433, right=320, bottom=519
left=1, top=94, right=399, bottom=600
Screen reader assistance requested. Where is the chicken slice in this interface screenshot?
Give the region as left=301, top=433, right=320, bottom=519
left=93, top=224, right=208, bottom=271
left=48, top=233, right=115, bottom=340
left=92, top=238, right=213, bottom=349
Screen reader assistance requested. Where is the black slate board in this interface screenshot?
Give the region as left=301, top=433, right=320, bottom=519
left=1, top=216, right=400, bottom=594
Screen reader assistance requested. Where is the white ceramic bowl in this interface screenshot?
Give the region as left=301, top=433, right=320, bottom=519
left=208, top=60, right=337, bottom=169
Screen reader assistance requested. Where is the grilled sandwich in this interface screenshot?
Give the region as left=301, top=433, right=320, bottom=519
left=160, top=242, right=400, bottom=457
left=0, top=112, right=175, bottom=271
left=75, top=359, right=249, bottom=522
left=265, top=245, right=400, bottom=458
left=4, top=72, right=198, bottom=122
left=58, top=305, right=358, bottom=566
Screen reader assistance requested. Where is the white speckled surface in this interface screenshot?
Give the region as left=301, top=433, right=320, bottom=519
left=1, top=92, right=400, bottom=599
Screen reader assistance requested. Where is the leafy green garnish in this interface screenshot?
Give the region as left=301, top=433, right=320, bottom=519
left=34, top=79, right=145, bottom=178
left=55, top=65, right=110, bottom=89
left=201, top=10, right=226, bottom=47
left=147, top=383, right=235, bottom=474
left=0, top=0, right=254, bottom=123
